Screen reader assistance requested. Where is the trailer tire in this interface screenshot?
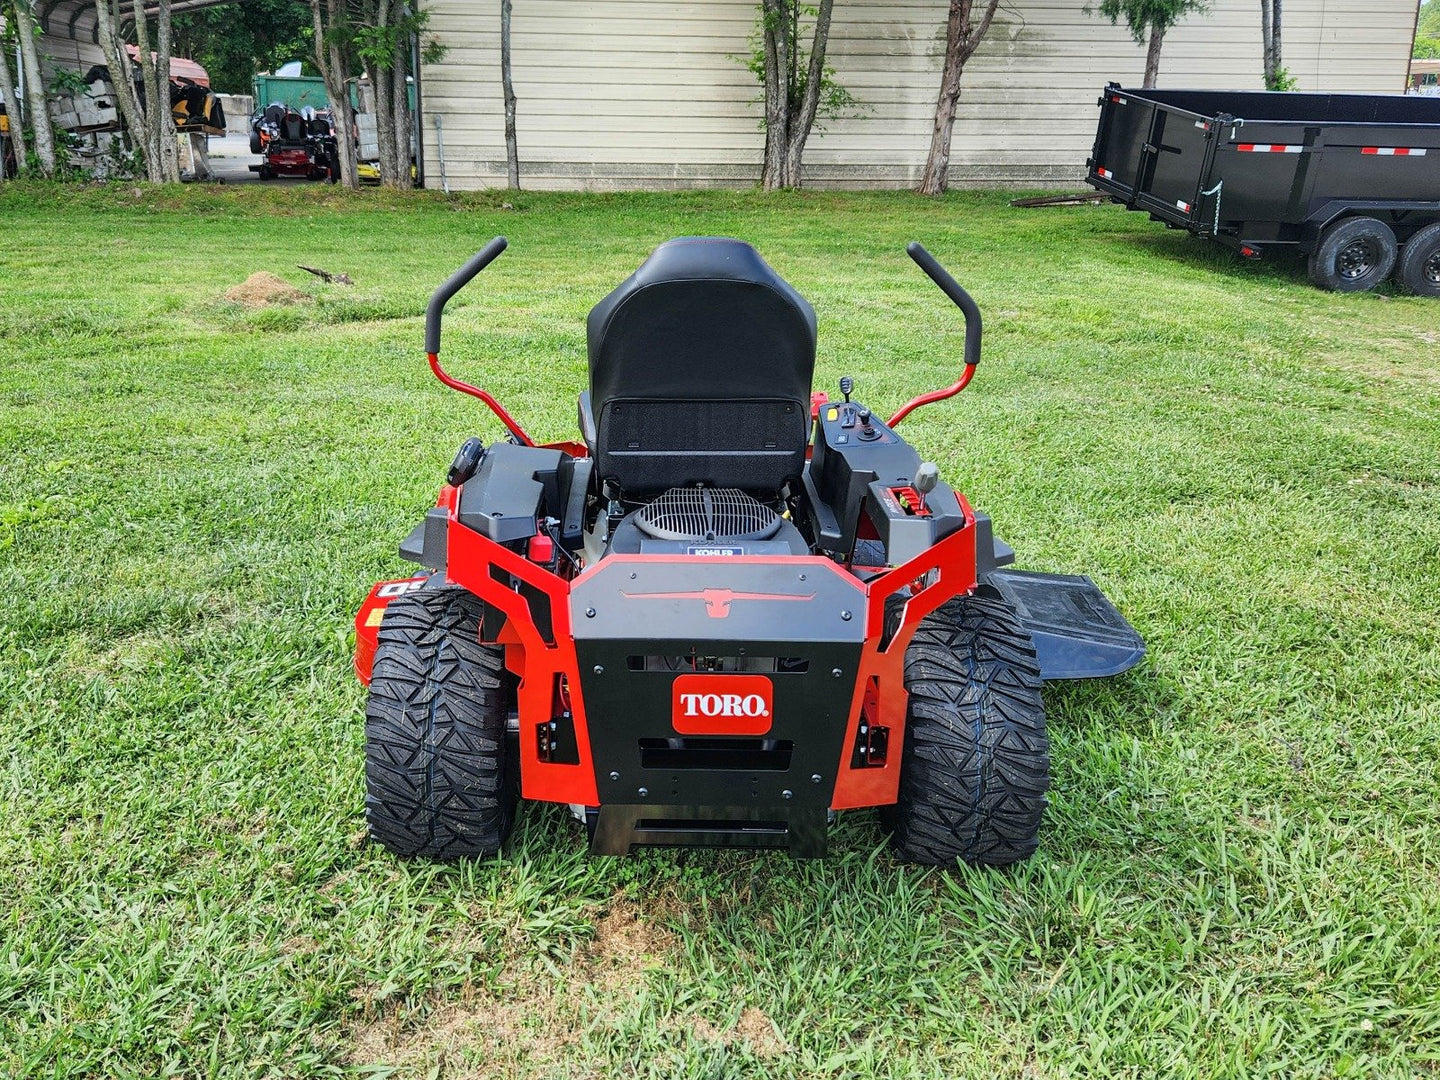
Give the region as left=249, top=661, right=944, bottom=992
left=1308, top=217, right=1397, bottom=292
left=1397, top=223, right=1440, bottom=298
left=364, top=588, right=517, bottom=859
left=884, top=592, right=1049, bottom=867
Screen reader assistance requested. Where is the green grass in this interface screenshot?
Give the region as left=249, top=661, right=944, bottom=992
left=2, top=182, right=1439, bottom=1079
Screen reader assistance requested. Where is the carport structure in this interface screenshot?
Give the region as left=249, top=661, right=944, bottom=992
left=38, top=0, right=233, bottom=46
left=35, top=0, right=236, bottom=71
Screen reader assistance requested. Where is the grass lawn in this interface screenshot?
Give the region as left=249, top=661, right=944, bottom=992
left=2, top=182, right=1439, bottom=1079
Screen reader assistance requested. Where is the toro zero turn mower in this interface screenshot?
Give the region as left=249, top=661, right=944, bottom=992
left=249, top=103, right=338, bottom=182
left=355, top=237, right=1144, bottom=865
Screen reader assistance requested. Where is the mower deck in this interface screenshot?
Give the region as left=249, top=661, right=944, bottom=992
left=986, top=569, right=1146, bottom=681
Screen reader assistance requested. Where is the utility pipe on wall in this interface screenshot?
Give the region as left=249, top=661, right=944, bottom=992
left=433, top=113, right=448, bottom=194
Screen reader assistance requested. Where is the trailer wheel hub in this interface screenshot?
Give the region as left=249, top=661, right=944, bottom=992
left=1337, top=238, right=1379, bottom=280
left=1424, top=251, right=1440, bottom=288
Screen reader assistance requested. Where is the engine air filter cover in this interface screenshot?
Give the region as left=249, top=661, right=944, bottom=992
left=636, top=487, right=782, bottom=543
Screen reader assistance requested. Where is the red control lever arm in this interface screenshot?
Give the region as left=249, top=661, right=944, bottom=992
left=424, top=236, right=535, bottom=447
left=887, top=241, right=982, bottom=428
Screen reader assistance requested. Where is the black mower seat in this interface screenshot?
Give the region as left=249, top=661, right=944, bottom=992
left=583, top=237, right=817, bottom=495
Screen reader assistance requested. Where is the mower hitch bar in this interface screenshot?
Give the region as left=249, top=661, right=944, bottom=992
left=355, top=236, right=1143, bottom=864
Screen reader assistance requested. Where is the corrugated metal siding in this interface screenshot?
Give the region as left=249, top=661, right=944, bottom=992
left=418, top=0, right=1418, bottom=191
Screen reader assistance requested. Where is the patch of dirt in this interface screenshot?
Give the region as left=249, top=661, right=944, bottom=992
left=345, top=896, right=677, bottom=1079
left=349, top=975, right=578, bottom=1080
left=582, top=896, right=677, bottom=977
left=735, top=1006, right=787, bottom=1057
left=686, top=1005, right=787, bottom=1059
left=223, top=272, right=306, bottom=307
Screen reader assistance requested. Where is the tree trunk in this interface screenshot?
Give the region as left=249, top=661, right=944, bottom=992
left=12, top=0, right=54, bottom=176
left=0, top=23, right=29, bottom=176
left=501, top=0, right=518, bottom=188
left=782, top=0, right=833, bottom=188
left=367, top=0, right=397, bottom=186
left=917, top=0, right=999, bottom=196
left=95, top=0, right=148, bottom=177
left=390, top=7, right=411, bottom=189
left=1260, top=0, right=1274, bottom=86
left=311, top=0, right=357, bottom=188
left=760, top=0, right=788, bottom=190
left=131, top=3, right=165, bottom=180
left=1271, top=0, right=1282, bottom=85
left=155, top=0, right=180, bottom=181
left=1143, top=21, right=1165, bottom=89
left=368, top=59, right=395, bottom=184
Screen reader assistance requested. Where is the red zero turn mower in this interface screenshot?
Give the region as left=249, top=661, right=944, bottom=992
left=355, top=237, right=1144, bottom=865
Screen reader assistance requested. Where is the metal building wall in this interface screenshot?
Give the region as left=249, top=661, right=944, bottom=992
left=417, top=0, right=1418, bottom=191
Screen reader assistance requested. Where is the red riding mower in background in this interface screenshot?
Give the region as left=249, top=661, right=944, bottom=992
left=249, top=103, right=337, bottom=182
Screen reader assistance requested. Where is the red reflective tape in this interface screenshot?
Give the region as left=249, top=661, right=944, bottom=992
left=1098, top=167, right=1113, bottom=179
left=1236, top=143, right=1302, bottom=153
left=1363, top=147, right=1427, bottom=156
left=1176, top=200, right=1191, bottom=212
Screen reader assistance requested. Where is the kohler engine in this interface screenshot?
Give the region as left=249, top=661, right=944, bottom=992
left=605, top=487, right=810, bottom=557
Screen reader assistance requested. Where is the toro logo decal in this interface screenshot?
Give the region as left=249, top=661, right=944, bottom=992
left=671, top=674, right=774, bottom=736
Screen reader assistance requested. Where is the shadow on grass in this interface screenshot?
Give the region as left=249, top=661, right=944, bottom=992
left=1123, top=228, right=1319, bottom=289
left=1043, top=663, right=1177, bottom=742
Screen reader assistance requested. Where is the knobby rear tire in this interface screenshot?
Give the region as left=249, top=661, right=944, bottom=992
left=364, top=589, right=517, bottom=859
left=886, top=592, right=1049, bottom=867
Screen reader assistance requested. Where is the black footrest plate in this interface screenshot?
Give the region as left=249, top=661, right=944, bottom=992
left=986, top=569, right=1145, bottom=681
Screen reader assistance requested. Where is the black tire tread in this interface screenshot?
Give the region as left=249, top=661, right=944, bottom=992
left=1307, top=216, right=1398, bottom=293
left=888, top=592, right=1049, bottom=867
left=1397, top=222, right=1440, bottom=298
left=364, top=589, right=516, bottom=859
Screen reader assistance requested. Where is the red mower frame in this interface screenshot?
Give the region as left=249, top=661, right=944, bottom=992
left=354, top=236, right=1143, bottom=864
left=355, top=237, right=984, bottom=815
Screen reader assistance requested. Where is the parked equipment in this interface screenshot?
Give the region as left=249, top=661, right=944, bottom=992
left=1088, top=84, right=1440, bottom=295
left=249, top=103, right=337, bottom=181
left=354, top=238, right=1145, bottom=864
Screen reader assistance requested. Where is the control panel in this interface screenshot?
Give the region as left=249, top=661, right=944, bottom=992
left=806, top=378, right=966, bottom=564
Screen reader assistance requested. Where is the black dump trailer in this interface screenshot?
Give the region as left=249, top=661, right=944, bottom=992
left=1087, top=84, right=1440, bottom=295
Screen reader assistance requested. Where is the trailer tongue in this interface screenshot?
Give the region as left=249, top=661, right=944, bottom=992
left=1087, top=84, right=1440, bottom=295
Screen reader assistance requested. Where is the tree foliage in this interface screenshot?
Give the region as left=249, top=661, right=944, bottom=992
left=743, top=2, right=858, bottom=135
left=742, top=0, right=860, bottom=189
left=1421, top=0, right=1440, bottom=36
left=1095, top=0, right=1206, bottom=44
left=1417, top=0, right=1440, bottom=59
left=1090, top=0, right=1209, bottom=88
left=170, top=0, right=314, bottom=95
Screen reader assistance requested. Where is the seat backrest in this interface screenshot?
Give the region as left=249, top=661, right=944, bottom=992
left=586, top=237, right=817, bottom=495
